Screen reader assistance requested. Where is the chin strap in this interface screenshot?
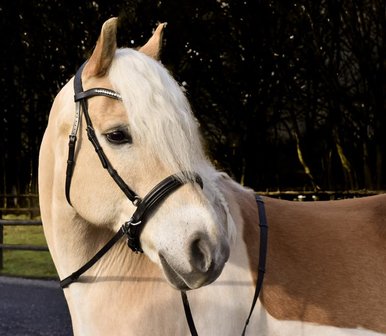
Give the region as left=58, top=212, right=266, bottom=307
left=181, top=194, right=268, bottom=336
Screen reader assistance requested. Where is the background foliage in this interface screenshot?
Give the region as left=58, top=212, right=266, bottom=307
left=0, top=0, right=384, bottom=194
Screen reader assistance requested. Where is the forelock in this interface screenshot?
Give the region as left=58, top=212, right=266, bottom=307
left=108, top=48, right=206, bottom=176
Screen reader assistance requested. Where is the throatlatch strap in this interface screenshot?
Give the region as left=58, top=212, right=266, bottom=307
left=182, top=194, right=268, bottom=336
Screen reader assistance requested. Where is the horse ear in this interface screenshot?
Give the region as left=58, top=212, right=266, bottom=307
left=84, top=17, right=118, bottom=78
left=139, top=23, right=166, bottom=60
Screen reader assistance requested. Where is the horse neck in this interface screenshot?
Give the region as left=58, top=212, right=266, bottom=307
left=62, top=218, right=199, bottom=335
left=50, top=211, right=132, bottom=280
left=58, top=175, right=262, bottom=335
left=54, top=212, right=170, bottom=331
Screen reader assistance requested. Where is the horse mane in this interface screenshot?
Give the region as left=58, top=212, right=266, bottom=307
left=108, top=48, right=207, bottom=179
left=108, top=49, right=236, bottom=242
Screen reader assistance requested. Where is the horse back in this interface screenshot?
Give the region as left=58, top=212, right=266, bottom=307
left=244, top=194, right=386, bottom=334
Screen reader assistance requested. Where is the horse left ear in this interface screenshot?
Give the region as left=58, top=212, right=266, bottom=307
left=84, top=17, right=118, bottom=78
left=139, top=23, right=166, bottom=60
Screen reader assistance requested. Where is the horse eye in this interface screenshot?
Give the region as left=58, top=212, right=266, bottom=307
left=105, top=130, right=132, bottom=145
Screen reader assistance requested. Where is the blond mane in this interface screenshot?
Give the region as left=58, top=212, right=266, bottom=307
left=108, top=48, right=206, bottom=179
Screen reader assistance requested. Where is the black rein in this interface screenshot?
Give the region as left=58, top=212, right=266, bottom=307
left=181, top=194, right=268, bottom=336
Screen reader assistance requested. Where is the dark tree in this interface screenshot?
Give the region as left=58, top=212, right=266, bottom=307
left=0, top=0, right=384, bottom=195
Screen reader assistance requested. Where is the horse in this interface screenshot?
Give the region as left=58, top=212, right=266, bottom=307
left=38, top=18, right=386, bottom=336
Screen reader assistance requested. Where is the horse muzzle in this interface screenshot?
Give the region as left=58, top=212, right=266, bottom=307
left=159, top=235, right=230, bottom=290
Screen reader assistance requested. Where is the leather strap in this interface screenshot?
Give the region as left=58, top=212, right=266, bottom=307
left=124, top=175, right=185, bottom=253
left=66, top=63, right=139, bottom=205
left=74, top=88, right=122, bottom=102
left=123, top=174, right=202, bottom=253
left=60, top=226, right=126, bottom=288
left=65, top=101, right=81, bottom=206
left=65, top=63, right=86, bottom=205
left=241, top=194, right=268, bottom=335
left=181, top=291, right=198, bottom=336
left=82, top=108, right=140, bottom=203
left=182, top=194, right=268, bottom=336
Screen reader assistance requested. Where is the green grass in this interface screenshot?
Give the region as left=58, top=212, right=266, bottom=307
left=0, top=216, right=58, bottom=279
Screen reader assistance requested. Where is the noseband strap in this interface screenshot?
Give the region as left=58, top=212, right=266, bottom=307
left=125, top=174, right=203, bottom=253
left=60, top=171, right=201, bottom=288
left=61, top=62, right=203, bottom=287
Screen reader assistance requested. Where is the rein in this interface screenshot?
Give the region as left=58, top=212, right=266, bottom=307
left=61, top=62, right=268, bottom=335
left=181, top=194, right=268, bottom=336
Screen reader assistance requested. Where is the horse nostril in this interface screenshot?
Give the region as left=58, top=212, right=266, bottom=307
left=189, top=237, right=212, bottom=273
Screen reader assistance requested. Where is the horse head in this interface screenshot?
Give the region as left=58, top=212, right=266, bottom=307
left=39, top=18, right=235, bottom=291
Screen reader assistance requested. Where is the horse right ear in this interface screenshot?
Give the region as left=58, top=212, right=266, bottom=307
left=139, top=23, right=166, bottom=60
left=83, top=17, right=118, bottom=78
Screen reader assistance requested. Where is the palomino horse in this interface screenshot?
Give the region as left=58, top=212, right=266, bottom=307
left=39, top=18, right=386, bottom=335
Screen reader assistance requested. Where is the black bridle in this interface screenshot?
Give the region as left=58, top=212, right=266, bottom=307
left=61, top=62, right=203, bottom=287
left=60, top=62, right=268, bottom=336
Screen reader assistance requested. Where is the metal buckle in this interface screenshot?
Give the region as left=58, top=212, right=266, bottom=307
left=122, top=219, right=143, bottom=253
left=123, top=218, right=142, bottom=233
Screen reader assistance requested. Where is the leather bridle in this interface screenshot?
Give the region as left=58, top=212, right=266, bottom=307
left=61, top=62, right=203, bottom=287
left=60, top=62, right=268, bottom=336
